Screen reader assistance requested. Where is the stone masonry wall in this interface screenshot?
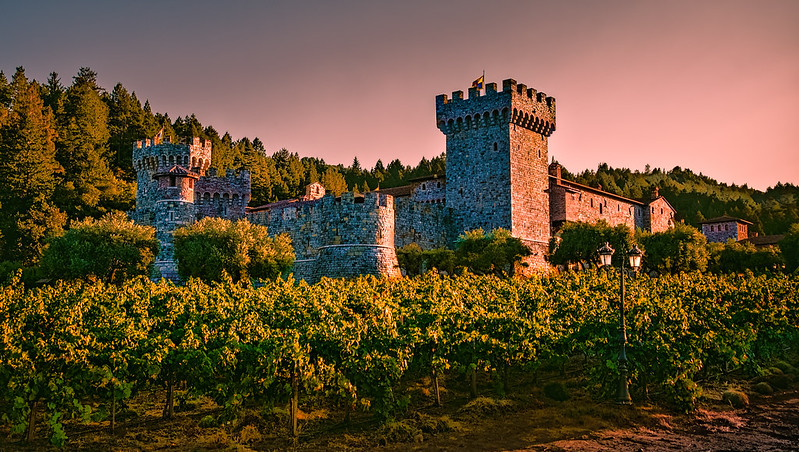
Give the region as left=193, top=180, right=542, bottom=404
left=437, top=79, right=556, bottom=269
left=247, top=191, right=400, bottom=282
left=549, top=178, right=639, bottom=232
left=195, top=169, right=251, bottom=221
left=394, top=196, right=449, bottom=249
left=646, top=197, right=676, bottom=233
left=702, top=220, right=746, bottom=243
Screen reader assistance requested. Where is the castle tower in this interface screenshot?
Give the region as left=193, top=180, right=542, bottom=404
left=132, top=137, right=212, bottom=225
left=436, top=78, right=556, bottom=269
left=151, top=165, right=200, bottom=280
left=132, top=136, right=212, bottom=280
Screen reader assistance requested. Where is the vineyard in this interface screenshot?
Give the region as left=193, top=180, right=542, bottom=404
left=0, top=271, right=797, bottom=447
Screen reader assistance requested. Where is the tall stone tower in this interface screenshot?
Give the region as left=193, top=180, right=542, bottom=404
left=132, top=137, right=212, bottom=280
left=436, top=78, right=556, bottom=269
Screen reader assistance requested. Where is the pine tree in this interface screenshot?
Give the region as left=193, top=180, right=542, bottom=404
left=54, top=67, right=135, bottom=217
left=0, top=67, right=65, bottom=263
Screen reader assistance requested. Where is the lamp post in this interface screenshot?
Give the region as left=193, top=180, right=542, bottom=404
left=598, top=242, right=643, bottom=405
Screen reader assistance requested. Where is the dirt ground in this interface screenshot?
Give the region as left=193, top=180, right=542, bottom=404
left=380, top=391, right=799, bottom=452
left=3, top=383, right=798, bottom=451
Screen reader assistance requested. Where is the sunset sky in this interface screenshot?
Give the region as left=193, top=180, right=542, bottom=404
left=2, top=0, right=797, bottom=190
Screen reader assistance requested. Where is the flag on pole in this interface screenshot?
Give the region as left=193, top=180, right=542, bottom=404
left=154, top=127, right=164, bottom=145
left=472, top=75, right=484, bottom=90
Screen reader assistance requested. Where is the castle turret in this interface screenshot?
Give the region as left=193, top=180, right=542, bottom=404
left=151, top=165, right=200, bottom=280
left=132, top=137, right=212, bottom=225
left=436, top=78, right=556, bottom=269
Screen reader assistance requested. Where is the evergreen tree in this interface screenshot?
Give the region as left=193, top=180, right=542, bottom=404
left=107, top=83, right=147, bottom=178
left=55, top=67, right=120, bottom=217
left=0, top=67, right=65, bottom=263
left=321, top=167, right=347, bottom=196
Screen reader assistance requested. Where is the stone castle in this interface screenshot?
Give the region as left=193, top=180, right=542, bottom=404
left=133, top=77, right=676, bottom=281
left=132, top=136, right=250, bottom=280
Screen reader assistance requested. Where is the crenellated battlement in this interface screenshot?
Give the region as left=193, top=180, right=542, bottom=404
left=133, top=137, right=213, bottom=175
left=436, top=78, right=556, bottom=137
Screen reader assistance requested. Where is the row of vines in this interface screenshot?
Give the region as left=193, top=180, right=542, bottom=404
left=1, top=271, right=797, bottom=445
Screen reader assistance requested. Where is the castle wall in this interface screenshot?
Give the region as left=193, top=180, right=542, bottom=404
left=247, top=191, right=400, bottom=283
left=549, top=179, right=639, bottom=232
left=195, top=169, right=251, bottom=221
left=394, top=196, right=449, bottom=249
left=645, top=197, right=675, bottom=233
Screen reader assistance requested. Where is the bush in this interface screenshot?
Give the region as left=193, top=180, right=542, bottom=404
left=455, top=228, right=530, bottom=276
left=722, top=389, right=749, bottom=408
left=710, top=239, right=784, bottom=273
left=636, top=222, right=708, bottom=273
left=542, top=382, right=570, bottom=401
left=39, top=212, right=158, bottom=283
left=397, top=244, right=455, bottom=276
left=780, top=223, right=799, bottom=273
left=398, top=228, right=526, bottom=277
left=173, top=218, right=293, bottom=282
left=549, top=220, right=633, bottom=268
left=752, top=382, right=773, bottom=395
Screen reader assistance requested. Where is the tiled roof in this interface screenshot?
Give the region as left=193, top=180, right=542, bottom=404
left=408, top=174, right=445, bottom=183
left=551, top=176, right=645, bottom=206
left=153, top=165, right=199, bottom=179
left=698, top=215, right=753, bottom=225
left=741, top=234, right=785, bottom=246
left=375, top=185, right=413, bottom=197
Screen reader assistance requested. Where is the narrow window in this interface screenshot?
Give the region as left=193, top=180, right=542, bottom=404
left=493, top=142, right=498, bottom=151
left=538, top=149, right=541, bottom=158
left=169, top=175, right=176, bottom=187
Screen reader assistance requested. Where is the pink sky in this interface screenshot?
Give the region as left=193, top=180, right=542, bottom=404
left=2, top=0, right=797, bottom=190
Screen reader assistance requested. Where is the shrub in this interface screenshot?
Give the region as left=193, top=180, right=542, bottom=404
left=779, top=223, right=799, bottom=273
left=752, top=382, right=773, bottom=395
left=40, top=212, right=158, bottom=283
left=722, top=389, right=749, bottom=408
left=636, top=222, right=708, bottom=273
left=455, top=228, right=530, bottom=276
left=710, top=240, right=784, bottom=273
left=173, top=218, right=293, bottom=282
left=542, top=382, right=570, bottom=401
left=549, top=220, right=633, bottom=268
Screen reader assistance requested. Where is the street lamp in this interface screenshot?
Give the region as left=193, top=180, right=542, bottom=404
left=597, top=242, right=643, bottom=405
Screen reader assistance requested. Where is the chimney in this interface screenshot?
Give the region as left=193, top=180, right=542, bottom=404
left=651, top=186, right=660, bottom=200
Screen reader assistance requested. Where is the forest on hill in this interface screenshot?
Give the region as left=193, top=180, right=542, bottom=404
left=0, top=66, right=796, bottom=265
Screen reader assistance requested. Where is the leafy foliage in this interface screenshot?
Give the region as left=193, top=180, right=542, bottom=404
left=40, top=212, right=158, bottom=283
left=454, top=228, right=531, bottom=276
left=708, top=240, right=785, bottom=274
left=780, top=224, right=799, bottom=273
left=1, top=272, right=796, bottom=444
left=172, top=217, right=293, bottom=282
left=548, top=220, right=633, bottom=268
left=398, top=228, right=529, bottom=276
left=636, top=222, right=709, bottom=273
